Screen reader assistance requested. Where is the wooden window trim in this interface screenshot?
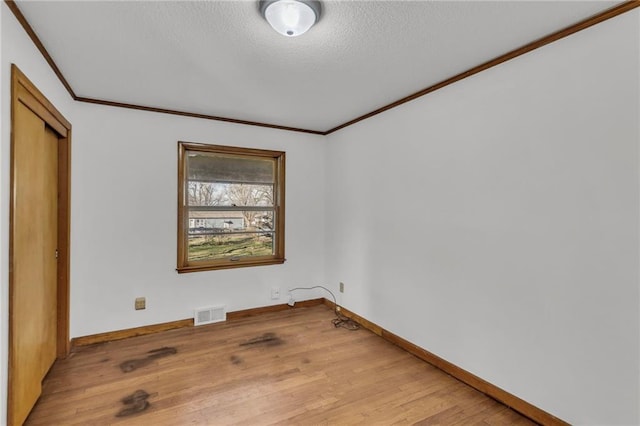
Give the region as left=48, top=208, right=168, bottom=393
left=177, top=142, right=286, bottom=273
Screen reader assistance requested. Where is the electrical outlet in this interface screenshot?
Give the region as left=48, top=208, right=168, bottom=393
left=339, top=282, right=344, bottom=293
left=135, top=297, right=146, bottom=310
left=271, top=287, right=280, bottom=300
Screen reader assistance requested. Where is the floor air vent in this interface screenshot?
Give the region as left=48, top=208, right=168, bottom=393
left=194, top=305, right=226, bottom=326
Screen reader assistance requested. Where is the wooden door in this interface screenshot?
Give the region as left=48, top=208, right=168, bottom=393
left=9, top=103, right=59, bottom=426
left=9, top=65, right=71, bottom=426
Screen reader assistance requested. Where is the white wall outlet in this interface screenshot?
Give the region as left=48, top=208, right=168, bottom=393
left=339, top=282, right=344, bottom=293
left=271, top=287, right=280, bottom=300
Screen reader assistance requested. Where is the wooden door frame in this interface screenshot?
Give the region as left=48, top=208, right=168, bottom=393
left=8, top=64, right=71, bottom=424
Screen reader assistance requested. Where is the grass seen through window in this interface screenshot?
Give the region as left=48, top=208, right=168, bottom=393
left=188, top=234, right=273, bottom=261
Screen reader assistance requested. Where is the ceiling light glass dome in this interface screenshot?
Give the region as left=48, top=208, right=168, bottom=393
left=260, top=0, right=321, bottom=37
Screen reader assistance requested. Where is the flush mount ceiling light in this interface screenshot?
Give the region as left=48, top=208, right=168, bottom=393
left=259, top=0, right=321, bottom=37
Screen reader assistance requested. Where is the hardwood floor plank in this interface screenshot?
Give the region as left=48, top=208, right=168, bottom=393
left=26, top=306, right=536, bottom=425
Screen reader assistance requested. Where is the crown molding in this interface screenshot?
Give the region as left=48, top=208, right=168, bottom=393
left=4, top=0, right=76, bottom=98
left=324, top=0, right=640, bottom=134
left=5, top=0, right=639, bottom=136
left=74, top=97, right=326, bottom=135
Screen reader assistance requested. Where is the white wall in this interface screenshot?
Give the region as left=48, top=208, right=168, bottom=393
left=1, top=2, right=78, bottom=423
left=70, top=104, right=326, bottom=337
left=325, top=10, right=639, bottom=426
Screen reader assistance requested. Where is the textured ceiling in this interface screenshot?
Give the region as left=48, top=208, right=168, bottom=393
left=17, top=0, right=621, bottom=132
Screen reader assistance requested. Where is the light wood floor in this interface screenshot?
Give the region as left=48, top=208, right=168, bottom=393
left=26, top=305, right=535, bottom=425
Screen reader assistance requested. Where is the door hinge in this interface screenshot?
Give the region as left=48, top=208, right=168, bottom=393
left=55, top=249, right=59, bottom=259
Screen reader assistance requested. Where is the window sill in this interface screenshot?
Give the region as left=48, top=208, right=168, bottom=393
left=176, top=258, right=286, bottom=273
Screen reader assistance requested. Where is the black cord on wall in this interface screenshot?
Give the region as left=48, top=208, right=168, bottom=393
left=288, top=286, right=360, bottom=331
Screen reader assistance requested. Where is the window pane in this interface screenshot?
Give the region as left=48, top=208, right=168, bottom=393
left=188, top=233, right=274, bottom=261
left=187, top=210, right=275, bottom=261
left=187, top=151, right=274, bottom=184
left=188, top=210, right=274, bottom=233
left=187, top=182, right=273, bottom=207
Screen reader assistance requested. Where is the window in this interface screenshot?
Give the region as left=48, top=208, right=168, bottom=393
left=177, top=142, right=285, bottom=272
